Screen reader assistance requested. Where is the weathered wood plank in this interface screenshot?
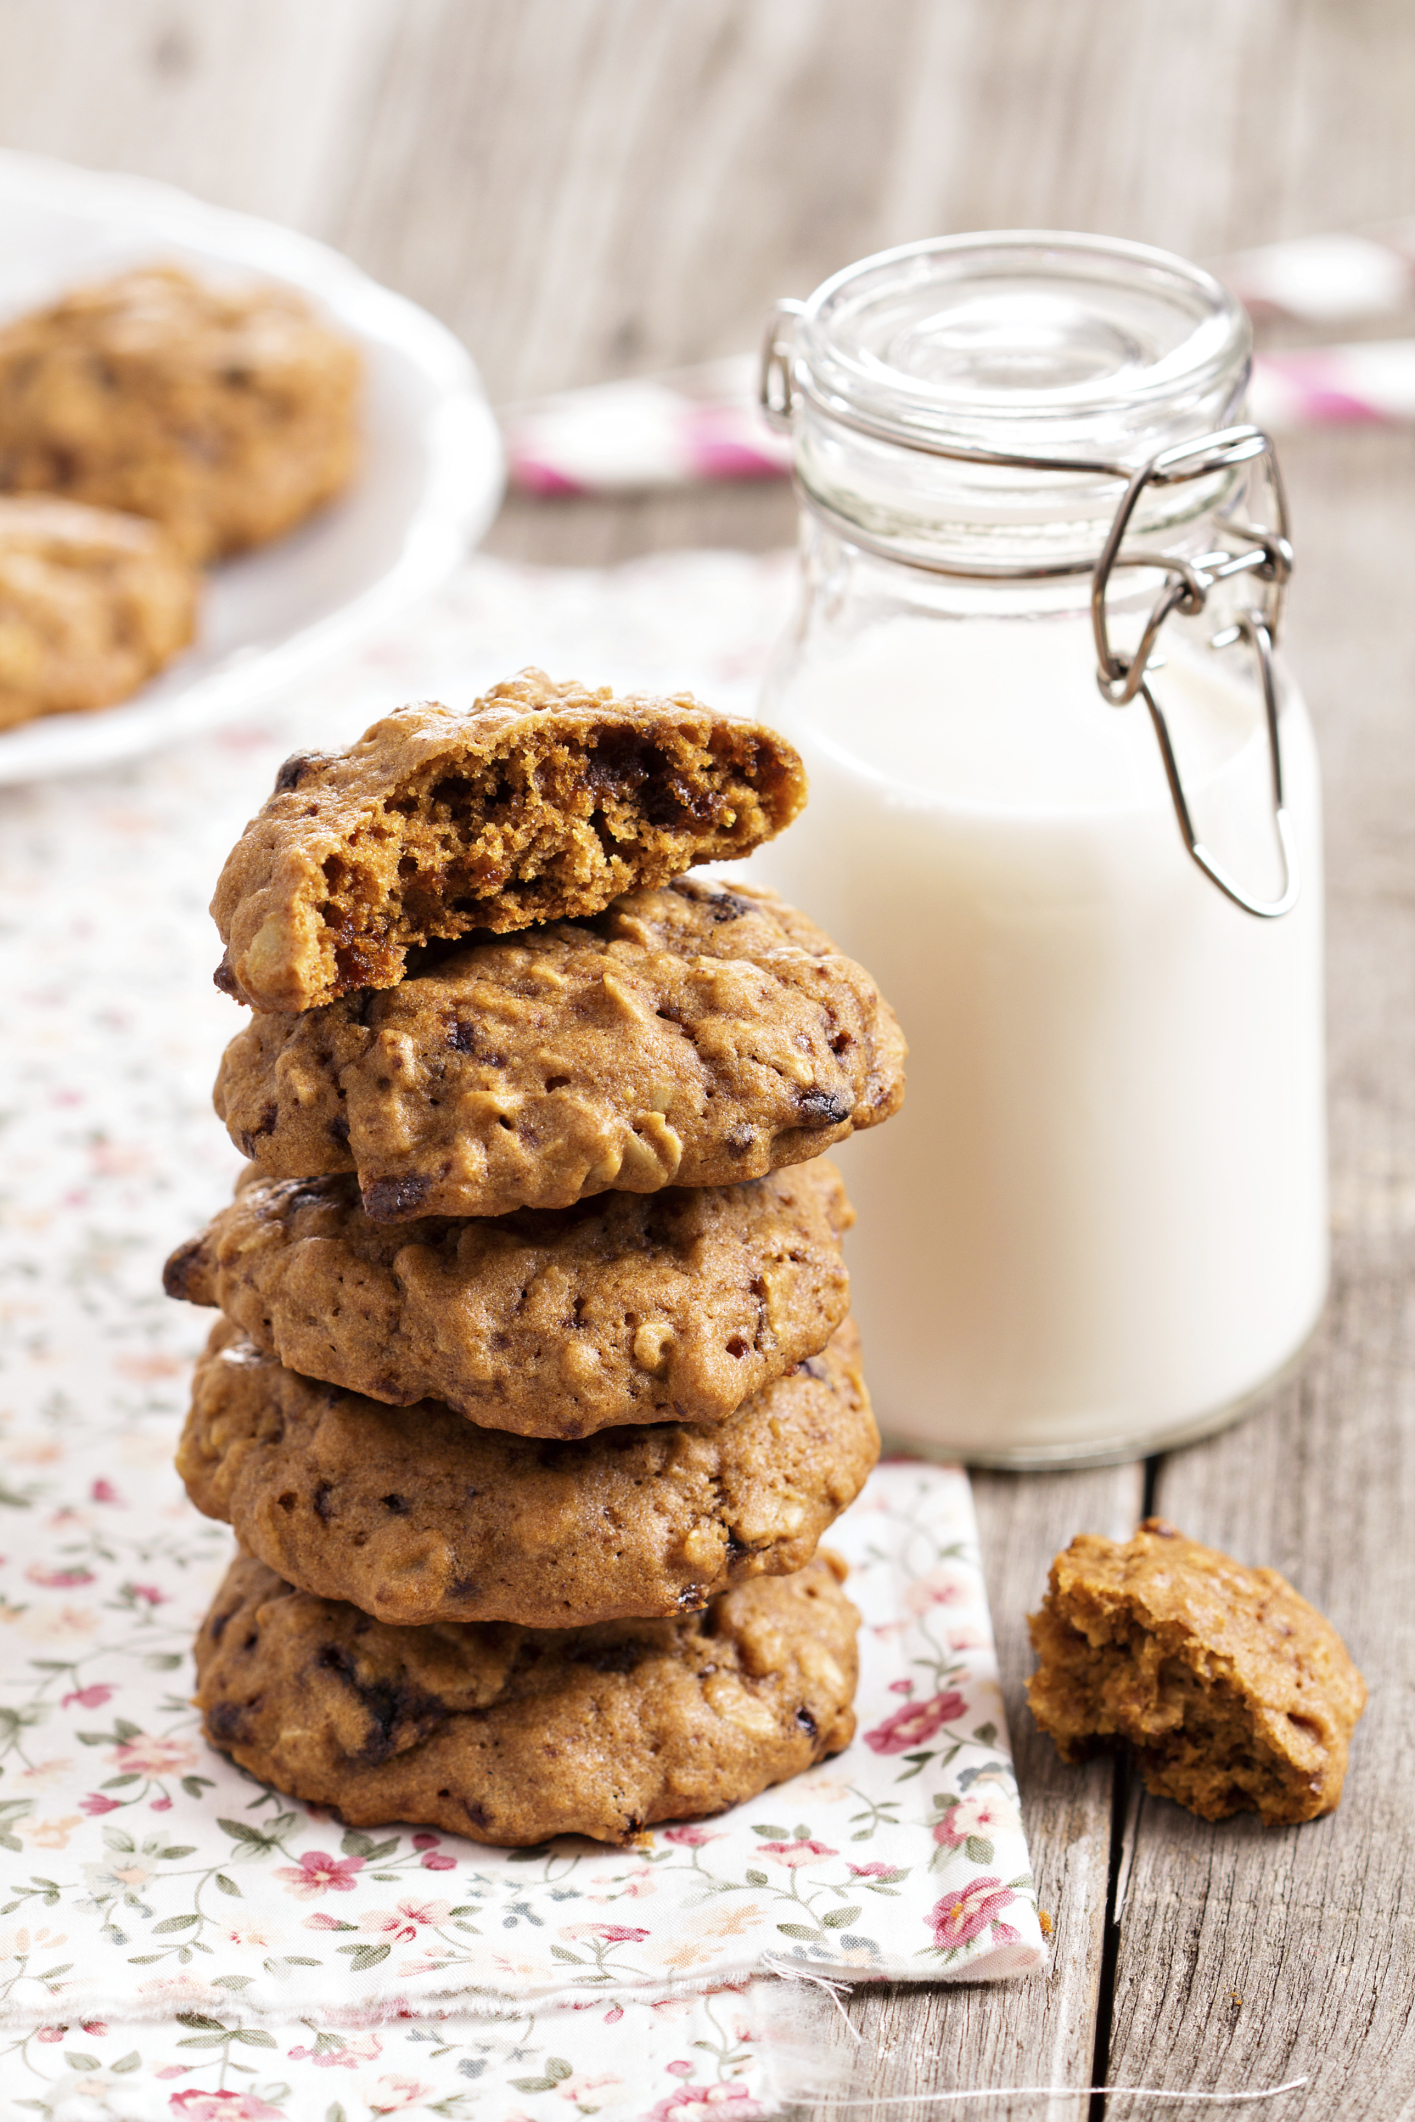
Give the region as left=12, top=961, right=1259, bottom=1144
left=330, top=0, right=1415, bottom=401
left=783, top=1464, right=1143, bottom=2120
left=0, top=0, right=399, bottom=238
left=1103, top=429, right=1415, bottom=2120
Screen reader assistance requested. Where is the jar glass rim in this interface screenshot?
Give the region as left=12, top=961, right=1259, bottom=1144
left=798, top=230, right=1251, bottom=447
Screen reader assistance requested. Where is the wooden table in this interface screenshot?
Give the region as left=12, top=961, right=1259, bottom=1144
left=4, top=4, right=1412, bottom=2114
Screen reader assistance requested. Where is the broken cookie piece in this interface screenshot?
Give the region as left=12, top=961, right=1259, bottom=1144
left=211, top=668, right=808, bottom=1013
left=1027, top=1517, right=1366, bottom=1825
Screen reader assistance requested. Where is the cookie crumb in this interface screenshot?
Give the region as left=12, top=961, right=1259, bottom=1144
left=1027, top=1518, right=1366, bottom=1825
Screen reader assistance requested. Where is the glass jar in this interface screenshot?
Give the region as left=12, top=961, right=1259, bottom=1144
left=750, top=232, right=1327, bottom=1468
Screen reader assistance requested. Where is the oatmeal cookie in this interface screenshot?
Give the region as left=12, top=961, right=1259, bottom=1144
left=177, top=1317, right=877, bottom=1627
left=164, top=1158, right=851, bottom=1434
left=211, top=671, right=807, bottom=1014
left=213, top=879, right=906, bottom=1220
left=0, top=264, right=360, bottom=562
left=1027, top=1517, right=1367, bottom=1824
left=195, top=1549, right=859, bottom=1844
left=0, top=495, right=196, bottom=730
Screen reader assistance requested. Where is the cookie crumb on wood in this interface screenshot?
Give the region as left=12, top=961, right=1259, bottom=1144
left=1027, top=1517, right=1366, bottom=1825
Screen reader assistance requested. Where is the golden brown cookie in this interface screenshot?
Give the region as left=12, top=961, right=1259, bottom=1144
left=0, top=495, right=196, bottom=730
left=0, top=264, right=360, bottom=562
left=164, top=1158, right=851, bottom=1435
left=177, top=1317, right=877, bottom=1626
left=213, top=878, right=906, bottom=1221
left=1027, top=1517, right=1367, bottom=1824
left=211, top=671, right=808, bottom=1014
left=195, top=1548, right=859, bottom=1844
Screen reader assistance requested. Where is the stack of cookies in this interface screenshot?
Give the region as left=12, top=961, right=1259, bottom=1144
left=165, top=670, right=906, bottom=1846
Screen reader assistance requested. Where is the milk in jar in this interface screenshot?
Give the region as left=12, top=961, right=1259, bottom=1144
left=750, top=234, right=1327, bottom=1465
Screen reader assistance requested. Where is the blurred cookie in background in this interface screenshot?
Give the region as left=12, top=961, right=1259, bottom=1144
left=0, top=494, right=197, bottom=729
left=0, top=264, right=362, bottom=563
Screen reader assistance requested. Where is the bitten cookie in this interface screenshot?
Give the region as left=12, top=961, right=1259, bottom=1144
left=164, top=1158, right=851, bottom=1435
left=195, top=1549, right=859, bottom=1844
left=177, top=1317, right=877, bottom=1626
left=213, top=879, right=906, bottom=1221
left=212, top=670, right=808, bottom=1013
left=0, top=264, right=360, bottom=562
left=0, top=495, right=196, bottom=730
left=1027, top=1518, right=1367, bottom=1825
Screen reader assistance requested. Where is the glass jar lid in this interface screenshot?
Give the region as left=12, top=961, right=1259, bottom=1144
left=771, top=231, right=1253, bottom=574
left=799, top=231, right=1249, bottom=457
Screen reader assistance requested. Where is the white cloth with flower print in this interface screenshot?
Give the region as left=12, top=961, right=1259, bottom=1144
left=0, top=549, right=1043, bottom=2122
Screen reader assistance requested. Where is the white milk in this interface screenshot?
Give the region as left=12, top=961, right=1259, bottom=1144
left=752, top=610, right=1328, bottom=1461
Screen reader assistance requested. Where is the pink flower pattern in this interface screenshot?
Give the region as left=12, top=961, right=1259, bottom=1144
left=863, top=1690, right=969, bottom=1754
left=929, top=1877, right=1018, bottom=1951
left=273, top=1850, right=365, bottom=1898
left=755, top=1839, right=837, bottom=1869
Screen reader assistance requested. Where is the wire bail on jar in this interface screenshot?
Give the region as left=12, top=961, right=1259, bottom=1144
left=760, top=300, right=1299, bottom=919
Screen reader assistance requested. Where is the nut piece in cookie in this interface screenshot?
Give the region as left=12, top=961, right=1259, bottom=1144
left=1027, top=1517, right=1366, bottom=1824
left=176, top=1316, right=877, bottom=1626
left=0, top=264, right=360, bottom=563
left=210, top=670, right=807, bottom=1013
left=194, top=1549, right=859, bottom=1844
left=0, top=496, right=197, bottom=730
left=212, top=878, right=906, bottom=1220
left=163, top=1158, right=852, bottom=1435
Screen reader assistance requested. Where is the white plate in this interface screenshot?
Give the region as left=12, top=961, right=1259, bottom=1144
left=0, top=150, right=504, bottom=785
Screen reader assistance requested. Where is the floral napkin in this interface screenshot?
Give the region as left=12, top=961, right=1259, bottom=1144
left=0, top=550, right=1043, bottom=2120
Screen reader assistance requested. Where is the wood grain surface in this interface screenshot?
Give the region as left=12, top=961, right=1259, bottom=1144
left=1, top=3, right=1410, bottom=2114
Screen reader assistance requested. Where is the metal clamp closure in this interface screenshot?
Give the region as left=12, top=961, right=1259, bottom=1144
left=1091, top=428, right=1297, bottom=917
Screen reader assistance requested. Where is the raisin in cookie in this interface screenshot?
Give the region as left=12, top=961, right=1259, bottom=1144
left=213, top=879, right=906, bottom=1221
left=0, top=265, right=360, bottom=563
left=212, top=671, right=807, bottom=1013
left=165, top=1158, right=850, bottom=1435
left=178, top=1317, right=876, bottom=1627
left=195, top=1549, right=859, bottom=1844
left=1028, top=1518, right=1367, bottom=1825
left=0, top=495, right=196, bottom=730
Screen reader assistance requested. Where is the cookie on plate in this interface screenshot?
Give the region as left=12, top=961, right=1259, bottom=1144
left=0, top=264, right=360, bottom=563
left=195, top=1549, right=859, bottom=1844
left=211, top=670, right=808, bottom=1014
left=213, top=879, right=906, bottom=1221
left=1027, top=1517, right=1367, bottom=1825
left=164, top=1157, right=851, bottom=1435
left=0, top=495, right=197, bottom=730
left=177, top=1316, right=877, bottom=1626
